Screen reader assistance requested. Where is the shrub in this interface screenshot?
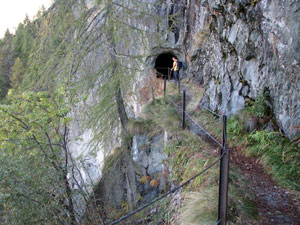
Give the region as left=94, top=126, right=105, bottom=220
left=247, top=130, right=300, bottom=189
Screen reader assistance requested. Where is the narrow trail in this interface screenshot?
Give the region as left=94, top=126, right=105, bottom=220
left=171, top=84, right=300, bottom=225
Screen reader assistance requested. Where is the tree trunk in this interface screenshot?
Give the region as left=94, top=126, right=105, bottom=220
left=116, top=85, right=128, bottom=132
left=106, top=0, right=129, bottom=133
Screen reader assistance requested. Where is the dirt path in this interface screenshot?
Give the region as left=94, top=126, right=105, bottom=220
left=231, top=149, right=300, bottom=225
left=173, top=85, right=300, bottom=225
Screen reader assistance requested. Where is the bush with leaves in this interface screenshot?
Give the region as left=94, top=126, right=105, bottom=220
left=0, top=88, right=105, bottom=224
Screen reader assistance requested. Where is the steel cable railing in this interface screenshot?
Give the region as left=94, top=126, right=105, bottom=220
left=167, top=96, right=223, bottom=147
left=108, top=80, right=229, bottom=225
left=108, top=150, right=226, bottom=225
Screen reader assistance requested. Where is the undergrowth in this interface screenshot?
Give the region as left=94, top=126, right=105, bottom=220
left=142, top=97, right=182, bottom=134
left=128, top=90, right=259, bottom=224
left=227, top=114, right=300, bottom=190
left=163, top=127, right=257, bottom=224
left=246, top=130, right=300, bottom=189
left=190, top=92, right=300, bottom=191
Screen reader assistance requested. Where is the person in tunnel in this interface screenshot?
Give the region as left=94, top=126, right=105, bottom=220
left=154, top=53, right=175, bottom=79
left=171, top=56, right=179, bottom=86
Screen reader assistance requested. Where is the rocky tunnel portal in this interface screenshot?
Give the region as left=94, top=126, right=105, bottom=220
left=154, top=53, right=177, bottom=79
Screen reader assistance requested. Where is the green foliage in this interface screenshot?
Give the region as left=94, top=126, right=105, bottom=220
left=247, top=130, right=300, bottom=189
left=10, top=57, right=25, bottom=89
left=163, top=116, right=257, bottom=224
left=0, top=0, right=167, bottom=150
left=226, top=107, right=300, bottom=190
left=227, top=117, right=243, bottom=137
left=0, top=31, right=14, bottom=100
left=245, top=92, right=269, bottom=118
left=0, top=89, right=79, bottom=224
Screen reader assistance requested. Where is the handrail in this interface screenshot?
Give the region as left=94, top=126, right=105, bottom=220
left=108, top=80, right=229, bottom=225
left=167, top=96, right=223, bottom=147
left=108, top=150, right=226, bottom=225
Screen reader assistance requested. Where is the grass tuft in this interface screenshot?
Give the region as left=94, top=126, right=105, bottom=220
left=179, top=190, right=218, bottom=225
left=102, top=147, right=126, bottom=173
left=127, top=119, right=153, bottom=135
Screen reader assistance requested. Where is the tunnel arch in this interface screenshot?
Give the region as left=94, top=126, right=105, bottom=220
left=154, top=52, right=177, bottom=78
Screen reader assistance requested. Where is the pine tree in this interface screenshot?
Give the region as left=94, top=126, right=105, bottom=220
left=10, top=57, right=25, bottom=89
left=0, top=30, right=14, bottom=99
left=64, top=0, right=166, bottom=146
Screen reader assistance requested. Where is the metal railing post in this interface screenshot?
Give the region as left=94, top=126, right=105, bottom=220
left=182, top=90, right=186, bottom=129
left=218, top=115, right=229, bottom=225
left=164, top=76, right=167, bottom=97
left=178, top=71, right=181, bottom=91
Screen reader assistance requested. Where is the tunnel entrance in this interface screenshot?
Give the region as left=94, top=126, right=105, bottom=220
left=154, top=53, right=177, bottom=79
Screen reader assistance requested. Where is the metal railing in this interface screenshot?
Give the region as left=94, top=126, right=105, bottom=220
left=108, top=76, right=230, bottom=225
left=166, top=88, right=230, bottom=225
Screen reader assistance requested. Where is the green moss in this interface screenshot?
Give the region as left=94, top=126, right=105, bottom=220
left=244, top=91, right=271, bottom=119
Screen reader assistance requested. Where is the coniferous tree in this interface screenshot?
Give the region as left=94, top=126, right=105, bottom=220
left=0, top=30, right=14, bottom=99
left=10, top=57, right=25, bottom=89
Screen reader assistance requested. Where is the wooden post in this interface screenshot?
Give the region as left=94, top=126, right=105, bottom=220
left=218, top=115, right=229, bottom=225
left=182, top=90, right=186, bottom=129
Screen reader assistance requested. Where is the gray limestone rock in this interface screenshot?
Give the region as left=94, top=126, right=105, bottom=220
left=186, top=0, right=300, bottom=138
left=65, top=0, right=300, bottom=218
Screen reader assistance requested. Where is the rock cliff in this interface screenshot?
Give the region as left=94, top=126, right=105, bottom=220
left=183, top=0, right=300, bottom=138
left=65, top=0, right=300, bottom=218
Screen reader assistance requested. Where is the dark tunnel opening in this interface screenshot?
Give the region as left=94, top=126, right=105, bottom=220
left=154, top=53, right=177, bottom=79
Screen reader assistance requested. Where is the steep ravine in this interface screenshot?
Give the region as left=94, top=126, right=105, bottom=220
left=92, top=79, right=300, bottom=224
left=1, top=0, right=299, bottom=224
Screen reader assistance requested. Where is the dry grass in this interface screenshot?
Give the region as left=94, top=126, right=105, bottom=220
left=192, top=31, right=209, bottom=50
left=162, top=107, right=258, bottom=224
left=142, top=97, right=182, bottom=134
left=181, top=78, right=204, bottom=112
left=179, top=190, right=218, bottom=225
left=127, top=119, right=153, bottom=135
left=139, top=70, right=165, bottom=104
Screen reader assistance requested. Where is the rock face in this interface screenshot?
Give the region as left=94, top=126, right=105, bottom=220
left=183, top=0, right=300, bottom=138
left=64, top=0, right=300, bottom=216
left=93, top=133, right=168, bottom=222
